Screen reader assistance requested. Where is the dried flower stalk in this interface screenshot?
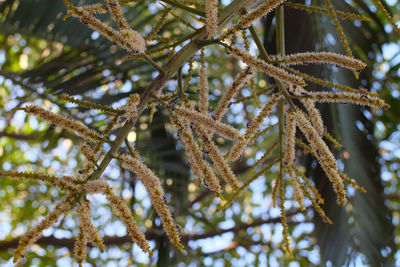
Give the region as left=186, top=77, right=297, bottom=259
left=300, top=91, right=390, bottom=110
left=295, top=111, right=346, bottom=206
left=120, top=29, right=147, bottom=54
left=172, top=117, right=222, bottom=194
left=278, top=52, right=366, bottom=71
left=76, top=200, right=105, bottom=252
left=284, top=112, right=296, bottom=165
left=0, top=171, right=78, bottom=191
left=63, top=0, right=146, bottom=54
left=183, top=56, right=195, bottom=91
left=289, top=166, right=332, bottom=223
left=324, top=0, right=356, bottom=77
left=249, top=122, right=278, bottom=145
left=221, top=0, right=284, bottom=38
left=199, top=48, right=209, bottom=115
left=217, top=159, right=278, bottom=212
left=84, top=180, right=152, bottom=254
left=293, top=166, right=324, bottom=205
left=107, top=0, right=130, bottom=31
left=288, top=85, right=325, bottom=134
left=285, top=66, right=371, bottom=94
left=24, top=105, right=103, bottom=142
left=125, top=94, right=140, bottom=120
left=195, top=125, right=240, bottom=190
left=372, top=0, right=400, bottom=35
left=213, top=66, right=254, bottom=121
left=226, top=45, right=306, bottom=87
left=75, top=3, right=108, bottom=14
left=14, top=195, right=74, bottom=263
left=146, top=7, right=171, bottom=41
left=173, top=105, right=240, bottom=141
left=287, top=167, right=305, bottom=211
left=61, top=93, right=122, bottom=114
left=74, top=216, right=87, bottom=267
left=227, top=93, right=280, bottom=162
left=80, top=143, right=96, bottom=161
left=238, top=0, right=285, bottom=29
left=205, top=0, right=218, bottom=38
left=277, top=169, right=291, bottom=256
left=340, top=172, right=366, bottom=193
left=271, top=177, right=280, bottom=208
left=119, top=154, right=184, bottom=251
left=242, top=29, right=260, bottom=108
left=245, top=142, right=278, bottom=178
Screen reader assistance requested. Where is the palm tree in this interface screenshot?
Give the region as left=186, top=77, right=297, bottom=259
left=0, top=0, right=398, bottom=265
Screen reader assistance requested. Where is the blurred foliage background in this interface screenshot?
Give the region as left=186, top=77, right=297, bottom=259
left=0, top=0, right=399, bottom=266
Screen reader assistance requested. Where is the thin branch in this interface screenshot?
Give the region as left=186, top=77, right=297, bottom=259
left=141, top=53, right=164, bottom=73
left=160, top=0, right=205, bottom=17
left=177, top=67, right=184, bottom=99
left=241, top=26, right=297, bottom=110
left=0, top=131, right=39, bottom=141
left=186, top=190, right=213, bottom=209
left=0, top=207, right=307, bottom=251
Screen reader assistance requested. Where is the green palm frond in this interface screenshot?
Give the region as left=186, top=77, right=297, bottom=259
left=262, top=0, right=396, bottom=265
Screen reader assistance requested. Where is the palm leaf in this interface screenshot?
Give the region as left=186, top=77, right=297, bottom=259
left=0, top=0, right=167, bottom=101
left=262, top=0, right=396, bottom=265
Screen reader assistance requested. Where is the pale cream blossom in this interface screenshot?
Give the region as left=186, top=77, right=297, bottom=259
left=279, top=52, right=366, bottom=70
left=76, top=200, right=105, bottom=252
left=14, top=195, right=73, bottom=263
left=214, top=67, right=254, bottom=121
left=205, top=0, right=218, bottom=38
left=227, top=93, right=280, bottom=162
left=25, top=105, right=103, bottom=142
left=173, top=105, right=240, bottom=141
left=227, top=46, right=306, bottom=87
left=125, top=94, right=140, bottom=120
left=295, top=111, right=346, bottom=206
left=84, top=180, right=152, bottom=254
left=119, top=154, right=184, bottom=251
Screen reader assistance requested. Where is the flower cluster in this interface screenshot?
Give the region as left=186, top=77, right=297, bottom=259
left=84, top=180, right=152, bottom=255
left=63, top=0, right=146, bottom=54
left=213, top=67, right=255, bottom=121
left=125, top=94, right=140, bottom=120
left=226, top=93, right=281, bottom=162
left=226, top=45, right=306, bottom=87
left=199, top=49, right=209, bottom=115
left=173, top=105, right=240, bottom=141
left=171, top=116, right=223, bottom=194
left=7, top=0, right=396, bottom=264
left=276, top=52, right=366, bottom=71
left=13, top=195, right=74, bottom=263
left=118, top=153, right=184, bottom=251
left=24, top=105, right=103, bottom=142
left=205, top=0, right=218, bottom=38
left=76, top=200, right=105, bottom=253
